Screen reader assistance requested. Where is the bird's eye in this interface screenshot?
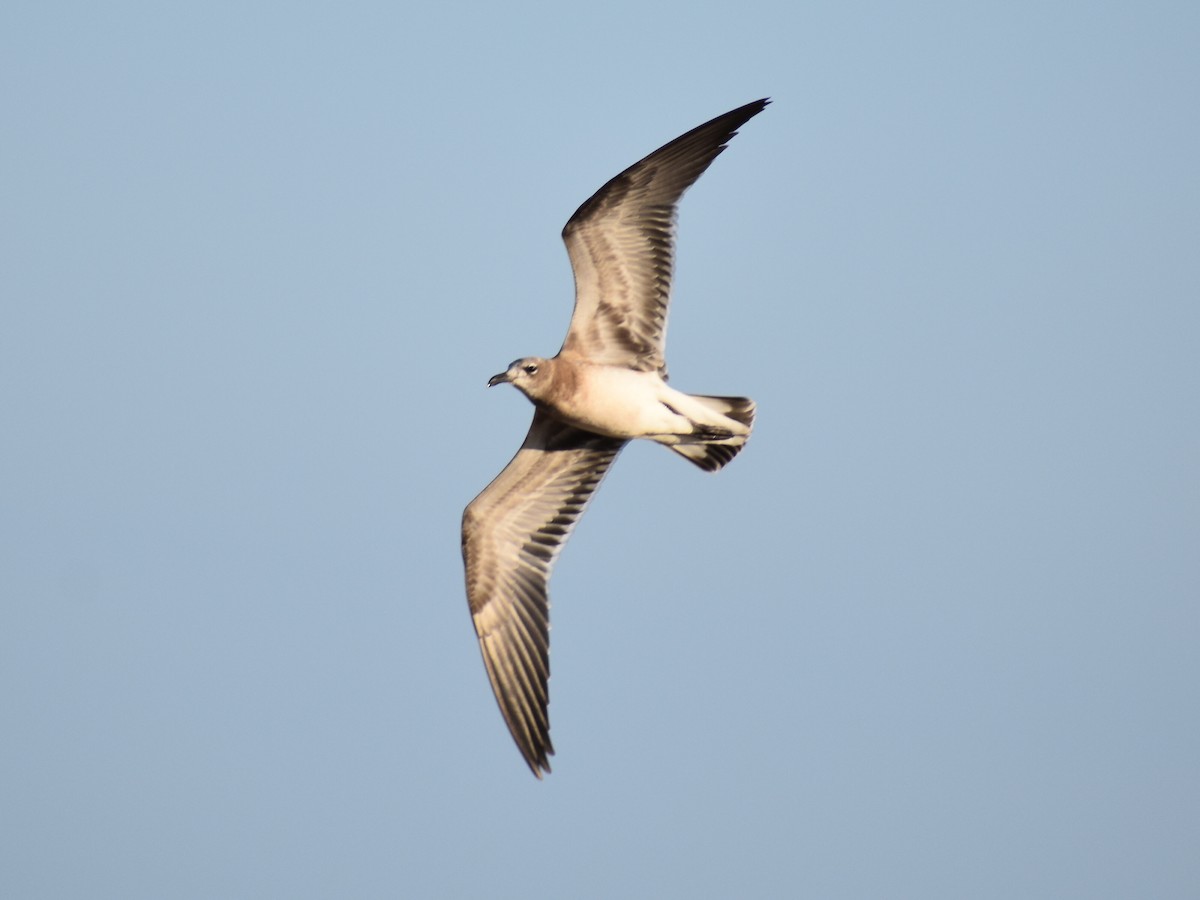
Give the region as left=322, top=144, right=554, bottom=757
left=523, top=364, right=538, bottom=375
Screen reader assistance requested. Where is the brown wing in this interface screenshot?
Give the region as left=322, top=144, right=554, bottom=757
left=461, top=410, right=626, bottom=777
left=558, top=98, right=769, bottom=375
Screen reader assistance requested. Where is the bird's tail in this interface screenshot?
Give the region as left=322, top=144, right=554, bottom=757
left=665, top=395, right=756, bottom=473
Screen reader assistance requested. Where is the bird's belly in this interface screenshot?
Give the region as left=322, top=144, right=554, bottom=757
left=550, top=368, right=683, bottom=439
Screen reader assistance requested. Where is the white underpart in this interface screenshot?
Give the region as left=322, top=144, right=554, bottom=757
left=552, top=365, right=749, bottom=442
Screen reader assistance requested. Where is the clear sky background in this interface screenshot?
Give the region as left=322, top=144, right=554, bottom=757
left=2, top=2, right=1197, bottom=898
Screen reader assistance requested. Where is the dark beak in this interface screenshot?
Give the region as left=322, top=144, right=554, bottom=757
left=487, top=372, right=510, bottom=387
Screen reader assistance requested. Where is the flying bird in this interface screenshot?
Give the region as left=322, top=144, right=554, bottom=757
left=461, top=98, right=768, bottom=777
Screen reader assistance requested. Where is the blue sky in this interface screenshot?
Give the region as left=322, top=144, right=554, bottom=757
left=2, top=2, right=1197, bottom=897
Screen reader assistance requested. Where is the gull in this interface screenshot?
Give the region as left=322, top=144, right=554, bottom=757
left=461, top=98, right=768, bottom=777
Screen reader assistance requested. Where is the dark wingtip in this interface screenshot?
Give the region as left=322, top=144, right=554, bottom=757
left=561, top=97, right=770, bottom=236
left=720, top=97, right=771, bottom=138
left=522, top=742, right=554, bottom=779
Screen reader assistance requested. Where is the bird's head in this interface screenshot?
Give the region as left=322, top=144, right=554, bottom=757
left=488, top=357, right=551, bottom=400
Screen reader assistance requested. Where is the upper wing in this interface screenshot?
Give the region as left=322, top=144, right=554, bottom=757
left=558, top=98, right=769, bottom=374
left=461, top=410, right=626, bottom=777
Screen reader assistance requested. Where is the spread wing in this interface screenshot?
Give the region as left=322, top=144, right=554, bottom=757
left=558, top=98, right=769, bottom=375
left=461, top=410, right=626, bottom=777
